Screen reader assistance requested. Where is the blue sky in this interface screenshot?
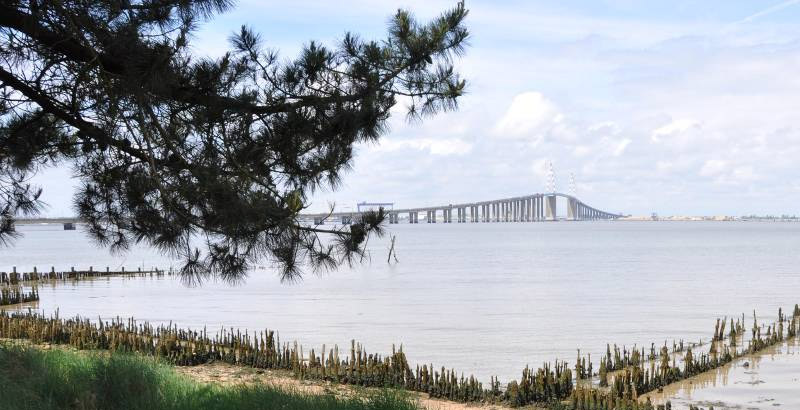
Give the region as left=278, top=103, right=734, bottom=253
left=33, top=1, right=800, bottom=216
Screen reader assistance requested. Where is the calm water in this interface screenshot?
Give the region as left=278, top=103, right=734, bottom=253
left=2, top=221, right=800, bottom=383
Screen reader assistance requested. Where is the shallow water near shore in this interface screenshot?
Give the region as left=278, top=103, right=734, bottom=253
left=643, top=337, right=800, bottom=409
left=3, top=221, right=800, bottom=391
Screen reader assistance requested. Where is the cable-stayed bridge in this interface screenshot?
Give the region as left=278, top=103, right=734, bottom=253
left=13, top=193, right=621, bottom=229
left=303, top=192, right=622, bottom=224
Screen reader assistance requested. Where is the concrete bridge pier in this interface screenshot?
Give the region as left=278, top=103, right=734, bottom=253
left=545, top=195, right=557, bottom=221
left=528, top=197, right=534, bottom=221
left=511, top=201, right=516, bottom=222
left=567, top=198, right=578, bottom=221
left=539, top=195, right=544, bottom=220
left=524, top=198, right=530, bottom=222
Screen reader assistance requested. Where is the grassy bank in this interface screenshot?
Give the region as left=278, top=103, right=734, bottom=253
left=0, top=343, right=419, bottom=410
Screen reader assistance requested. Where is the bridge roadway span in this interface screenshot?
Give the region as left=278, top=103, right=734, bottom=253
left=13, top=193, right=620, bottom=227
left=304, top=193, right=621, bottom=224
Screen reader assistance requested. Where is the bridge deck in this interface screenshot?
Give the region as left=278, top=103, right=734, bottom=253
left=13, top=193, right=621, bottom=225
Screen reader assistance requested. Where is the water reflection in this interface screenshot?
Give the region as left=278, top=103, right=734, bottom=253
left=644, top=338, right=800, bottom=409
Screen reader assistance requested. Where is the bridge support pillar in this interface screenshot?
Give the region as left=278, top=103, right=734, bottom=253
left=545, top=195, right=557, bottom=221
left=514, top=200, right=519, bottom=222
left=524, top=198, right=530, bottom=222
left=512, top=201, right=516, bottom=222
left=540, top=195, right=544, bottom=220
left=567, top=198, right=578, bottom=221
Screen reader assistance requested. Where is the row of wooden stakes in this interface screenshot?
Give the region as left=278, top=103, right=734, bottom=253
left=580, top=305, right=799, bottom=405
left=0, top=279, right=796, bottom=409
left=0, top=266, right=167, bottom=286
left=0, top=310, right=571, bottom=406
left=0, top=286, right=39, bottom=306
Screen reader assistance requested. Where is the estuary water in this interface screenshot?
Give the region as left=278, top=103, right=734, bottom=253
left=2, top=221, right=800, bottom=385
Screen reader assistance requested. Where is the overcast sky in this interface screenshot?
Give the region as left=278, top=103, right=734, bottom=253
left=32, top=0, right=800, bottom=216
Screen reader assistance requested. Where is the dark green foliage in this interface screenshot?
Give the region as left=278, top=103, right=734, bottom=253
left=0, top=0, right=469, bottom=282
left=0, top=343, right=420, bottom=410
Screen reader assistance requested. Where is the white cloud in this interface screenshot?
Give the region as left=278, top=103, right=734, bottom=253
left=651, top=119, right=700, bottom=143
left=612, top=138, right=632, bottom=157
left=371, top=138, right=473, bottom=156
left=493, top=92, right=562, bottom=140
left=700, top=159, right=728, bottom=177
left=732, top=166, right=758, bottom=182
left=573, top=145, right=591, bottom=157
left=588, top=121, right=621, bottom=135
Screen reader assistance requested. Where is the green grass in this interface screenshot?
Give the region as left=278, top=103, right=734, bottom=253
left=0, top=344, right=420, bottom=410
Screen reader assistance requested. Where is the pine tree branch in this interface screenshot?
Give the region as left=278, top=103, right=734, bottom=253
left=0, top=5, right=368, bottom=115
left=0, top=66, right=150, bottom=163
